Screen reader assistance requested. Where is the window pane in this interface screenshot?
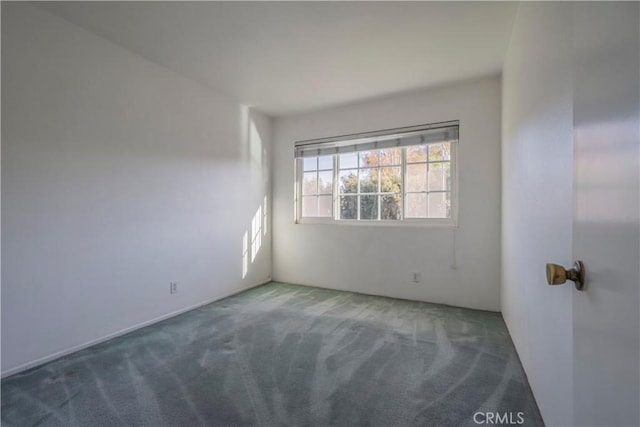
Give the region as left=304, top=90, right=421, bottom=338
left=360, top=195, right=378, bottom=220
left=339, top=152, right=358, bottom=169
left=429, top=143, right=451, bottom=161
left=318, top=195, right=333, bottom=217
left=303, top=157, right=317, bottom=171
left=340, top=195, right=357, bottom=219
left=302, top=172, right=317, bottom=195
left=318, top=170, right=333, bottom=194
left=318, top=155, right=333, bottom=170
left=407, top=145, right=427, bottom=163
left=359, top=168, right=378, bottom=193
left=381, top=195, right=402, bottom=220
left=339, top=170, right=358, bottom=193
left=379, top=148, right=401, bottom=166
left=302, top=196, right=317, bottom=217
left=428, top=162, right=450, bottom=191
left=428, top=192, right=449, bottom=218
left=359, top=150, right=378, bottom=167
left=407, top=164, right=427, bottom=192
left=380, top=167, right=401, bottom=193
left=406, top=193, right=427, bottom=218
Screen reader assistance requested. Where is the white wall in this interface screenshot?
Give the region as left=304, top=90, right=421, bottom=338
left=501, top=3, right=574, bottom=426
left=1, top=3, right=272, bottom=376
left=273, top=76, right=501, bottom=311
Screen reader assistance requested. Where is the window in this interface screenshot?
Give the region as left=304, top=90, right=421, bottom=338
left=301, top=156, right=334, bottom=217
left=294, top=121, right=458, bottom=224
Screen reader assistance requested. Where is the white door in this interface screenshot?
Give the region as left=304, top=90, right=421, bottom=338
left=572, top=3, right=639, bottom=426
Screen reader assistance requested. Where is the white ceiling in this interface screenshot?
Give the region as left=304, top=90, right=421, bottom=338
left=36, top=1, right=518, bottom=117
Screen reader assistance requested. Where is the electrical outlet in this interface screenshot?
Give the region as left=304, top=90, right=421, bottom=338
left=170, top=282, right=178, bottom=294
left=412, top=272, right=421, bottom=283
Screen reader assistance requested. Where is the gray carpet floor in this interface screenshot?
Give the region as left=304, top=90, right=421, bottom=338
left=2, top=282, right=544, bottom=426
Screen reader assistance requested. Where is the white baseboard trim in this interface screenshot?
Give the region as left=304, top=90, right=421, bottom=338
left=1, top=280, right=271, bottom=379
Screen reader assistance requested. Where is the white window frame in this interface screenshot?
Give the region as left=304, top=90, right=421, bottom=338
left=294, top=121, right=459, bottom=227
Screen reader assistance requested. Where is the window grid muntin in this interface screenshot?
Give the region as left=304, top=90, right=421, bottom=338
left=338, top=148, right=404, bottom=221
left=297, top=142, right=455, bottom=223
left=403, top=142, right=452, bottom=219
left=301, top=155, right=334, bottom=217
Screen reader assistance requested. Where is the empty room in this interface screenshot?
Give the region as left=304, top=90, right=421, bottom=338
left=1, top=2, right=639, bottom=426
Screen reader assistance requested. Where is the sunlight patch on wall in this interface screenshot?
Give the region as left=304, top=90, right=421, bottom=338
left=242, top=231, right=249, bottom=279
left=263, top=195, right=268, bottom=237
left=242, top=198, right=267, bottom=278
left=251, top=205, right=263, bottom=262
left=249, top=120, right=262, bottom=167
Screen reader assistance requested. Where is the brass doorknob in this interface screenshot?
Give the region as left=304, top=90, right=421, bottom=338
left=546, top=261, right=585, bottom=290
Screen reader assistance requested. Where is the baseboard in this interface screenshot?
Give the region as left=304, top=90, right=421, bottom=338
left=1, top=279, right=271, bottom=379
